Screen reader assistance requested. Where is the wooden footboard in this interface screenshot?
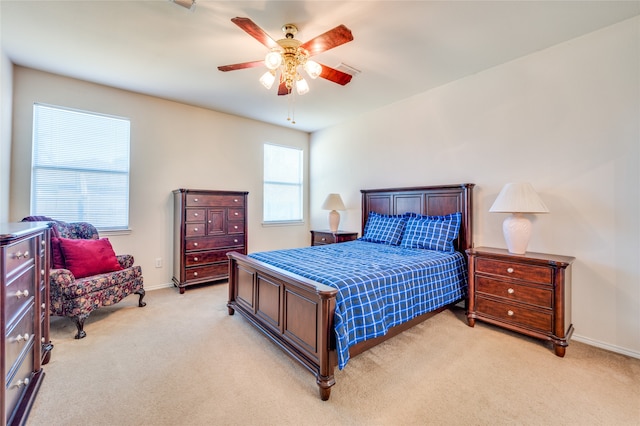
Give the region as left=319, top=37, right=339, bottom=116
left=227, top=251, right=339, bottom=400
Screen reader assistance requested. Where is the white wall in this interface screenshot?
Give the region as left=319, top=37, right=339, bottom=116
left=10, top=67, right=310, bottom=290
left=0, top=50, right=13, bottom=222
left=310, top=18, right=640, bottom=357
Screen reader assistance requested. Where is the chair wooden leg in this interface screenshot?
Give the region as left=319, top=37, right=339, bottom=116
left=136, top=288, right=147, bottom=307
left=72, top=314, right=88, bottom=339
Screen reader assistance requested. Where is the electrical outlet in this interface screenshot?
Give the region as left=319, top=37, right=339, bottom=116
left=155, top=258, right=163, bottom=268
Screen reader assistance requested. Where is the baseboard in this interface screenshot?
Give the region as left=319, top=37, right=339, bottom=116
left=144, top=282, right=174, bottom=291
left=572, top=334, right=640, bottom=359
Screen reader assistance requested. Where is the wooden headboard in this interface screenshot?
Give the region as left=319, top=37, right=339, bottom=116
left=361, top=183, right=475, bottom=253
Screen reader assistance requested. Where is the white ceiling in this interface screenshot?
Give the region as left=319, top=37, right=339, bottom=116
left=2, top=1, right=639, bottom=133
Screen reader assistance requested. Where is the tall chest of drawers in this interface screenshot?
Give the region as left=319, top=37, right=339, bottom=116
left=1, top=222, right=51, bottom=426
left=466, top=247, right=574, bottom=357
left=173, top=189, right=248, bottom=294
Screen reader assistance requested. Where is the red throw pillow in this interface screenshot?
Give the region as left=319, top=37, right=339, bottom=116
left=57, top=237, right=123, bottom=279
left=50, top=237, right=66, bottom=269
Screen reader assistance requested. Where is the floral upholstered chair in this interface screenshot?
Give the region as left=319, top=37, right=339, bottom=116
left=22, top=216, right=146, bottom=339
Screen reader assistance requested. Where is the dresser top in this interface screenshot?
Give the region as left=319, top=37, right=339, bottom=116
left=467, top=246, right=575, bottom=266
left=0, top=222, right=49, bottom=242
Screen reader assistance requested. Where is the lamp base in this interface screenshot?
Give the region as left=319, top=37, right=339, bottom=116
left=328, top=210, right=340, bottom=233
left=502, top=213, right=532, bottom=254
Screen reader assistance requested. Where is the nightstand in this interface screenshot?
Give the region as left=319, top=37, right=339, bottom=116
left=310, top=230, right=358, bottom=246
left=466, top=247, right=575, bottom=357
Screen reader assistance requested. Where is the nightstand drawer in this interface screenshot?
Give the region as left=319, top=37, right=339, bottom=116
left=476, top=257, right=552, bottom=284
left=313, top=233, right=336, bottom=245
left=476, top=296, right=552, bottom=333
left=476, top=276, right=552, bottom=308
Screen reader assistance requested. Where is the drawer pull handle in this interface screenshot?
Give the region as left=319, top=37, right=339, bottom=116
left=507, top=288, right=515, bottom=294
left=16, top=333, right=30, bottom=343
left=16, top=289, right=30, bottom=299
left=194, top=243, right=198, bottom=247
left=194, top=257, right=199, bottom=261
left=234, top=199, right=239, bottom=202
left=194, top=213, right=198, bottom=217
left=507, top=310, right=514, bottom=316
left=507, top=267, right=514, bottom=273
left=15, top=250, right=30, bottom=259
left=194, top=198, right=199, bottom=202
left=16, top=378, right=30, bottom=388
left=234, top=212, right=239, bottom=216
left=194, top=227, right=199, bottom=231
left=208, top=220, right=212, bottom=223
left=234, top=239, right=238, bottom=243
left=193, top=272, right=198, bottom=277
left=321, top=237, right=326, bottom=241
left=234, top=225, right=238, bottom=230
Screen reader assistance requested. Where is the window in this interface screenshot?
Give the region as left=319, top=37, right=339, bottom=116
left=263, top=143, right=303, bottom=223
left=31, top=103, right=131, bottom=230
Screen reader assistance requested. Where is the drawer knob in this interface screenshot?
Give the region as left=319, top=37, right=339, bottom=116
left=507, top=267, right=514, bottom=273
left=16, top=333, right=29, bottom=343
left=507, top=288, right=515, bottom=294
left=194, top=213, right=199, bottom=217
left=16, top=378, right=30, bottom=388
left=193, top=272, right=198, bottom=277
left=321, top=237, right=326, bottom=241
left=194, top=198, right=199, bottom=202
left=194, top=243, right=198, bottom=247
left=194, top=227, right=199, bottom=231
left=234, top=212, right=239, bottom=216
left=234, top=199, right=239, bottom=202
left=234, top=225, right=238, bottom=230
left=234, top=239, right=238, bottom=243
left=16, top=289, right=30, bottom=299
left=194, top=257, right=199, bottom=261
left=507, top=310, right=514, bottom=316
left=208, top=220, right=212, bottom=223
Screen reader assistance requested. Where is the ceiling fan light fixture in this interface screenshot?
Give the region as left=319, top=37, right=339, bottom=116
left=304, top=60, right=322, bottom=79
left=259, top=70, right=276, bottom=90
left=296, top=77, right=310, bottom=95
left=264, top=50, right=282, bottom=70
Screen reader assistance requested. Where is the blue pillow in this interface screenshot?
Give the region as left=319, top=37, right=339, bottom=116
left=360, top=212, right=407, bottom=245
left=400, top=212, right=461, bottom=252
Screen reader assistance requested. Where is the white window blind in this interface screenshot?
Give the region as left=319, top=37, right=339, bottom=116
left=31, top=103, right=130, bottom=230
left=263, top=143, right=303, bottom=222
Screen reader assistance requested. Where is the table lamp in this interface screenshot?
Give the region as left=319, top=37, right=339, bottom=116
left=489, top=183, right=549, bottom=254
left=321, top=193, right=346, bottom=232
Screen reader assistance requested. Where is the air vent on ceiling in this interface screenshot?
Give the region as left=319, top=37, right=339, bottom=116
left=335, top=63, right=361, bottom=76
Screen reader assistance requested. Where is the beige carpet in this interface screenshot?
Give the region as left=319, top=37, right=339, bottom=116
left=26, top=283, right=640, bottom=426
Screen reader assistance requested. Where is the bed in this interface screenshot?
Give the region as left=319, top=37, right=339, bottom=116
left=227, top=183, right=474, bottom=400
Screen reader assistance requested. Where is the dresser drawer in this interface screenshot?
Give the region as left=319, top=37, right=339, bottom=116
left=185, top=209, right=206, bottom=222
left=476, top=296, right=552, bottom=333
left=185, top=223, right=206, bottom=237
left=5, top=266, right=35, bottom=324
left=185, top=235, right=245, bottom=251
left=475, top=258, right=552, bottom=284
left=228, top=208, right=244, bottom=220
left=186, top=194, right=245, bottom=207
left=185, top=249, right=231, bottom=267
left=5, top=347, right=35, bottom=422
left=476, top=276, right=552, bottom=308
left=5, top=306, right=35, bottom=380
left=184, top=263, right=229, bottom=282
left=5, top=238, right=35, bottom=277
left=228, top=221, right=244, bottom=234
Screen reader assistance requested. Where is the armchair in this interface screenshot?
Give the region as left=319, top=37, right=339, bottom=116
left=22, top=216, right=146, bottom=339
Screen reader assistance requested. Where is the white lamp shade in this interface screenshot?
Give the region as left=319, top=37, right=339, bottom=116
left=304, top=60, right=322, bottom=79
left=321, top=194, right=346, bottom=211
left=296, top=77, right=309, bottom=95
left=264, top=51, right=282, bottom=70
left=489, top=183, right=549, bottom=213
left=259, top=71, right=275, bottom=90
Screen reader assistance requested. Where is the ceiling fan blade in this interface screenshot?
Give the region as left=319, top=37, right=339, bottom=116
left=300, top=25, right=354, bottom=56
left=277, top=81, right=291, bottom=96
left=217, top=60, right=264, bottom=72
left=231, top=17, right=279, bottom=50
left=318, top=64, right=353, bottom=86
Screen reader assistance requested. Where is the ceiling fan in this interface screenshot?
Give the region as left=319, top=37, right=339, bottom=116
left=218, top=17, right=354, bottom=96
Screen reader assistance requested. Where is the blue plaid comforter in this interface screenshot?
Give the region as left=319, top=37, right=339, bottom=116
left=249, top=240, right=467, bottom=369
